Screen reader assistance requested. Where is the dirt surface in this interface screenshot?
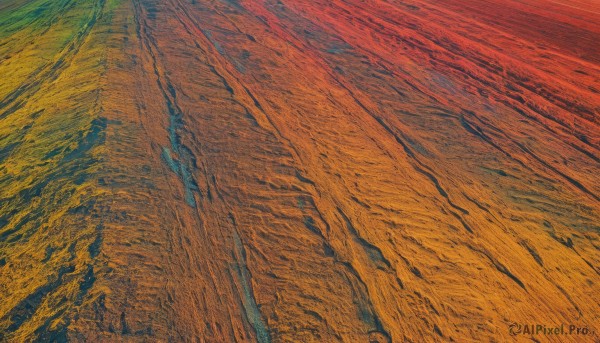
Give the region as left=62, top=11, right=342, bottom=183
left=0, top=0, right=599, bottom=341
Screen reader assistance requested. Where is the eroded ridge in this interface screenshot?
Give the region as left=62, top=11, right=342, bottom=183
left=0, top=0, right=599, bottom=341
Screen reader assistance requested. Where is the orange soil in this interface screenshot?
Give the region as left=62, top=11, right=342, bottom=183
left=0, top=0, right=599, bottom=341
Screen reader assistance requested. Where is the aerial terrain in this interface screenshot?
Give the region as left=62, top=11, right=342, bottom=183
left=0, top=0, right=599, bottom=341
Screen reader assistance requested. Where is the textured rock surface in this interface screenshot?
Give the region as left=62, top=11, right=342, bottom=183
left=0, top=0, right=599, bottom=341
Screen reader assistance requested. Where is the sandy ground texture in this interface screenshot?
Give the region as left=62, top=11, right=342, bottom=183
left=0, top=0, right=599, bottom=342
